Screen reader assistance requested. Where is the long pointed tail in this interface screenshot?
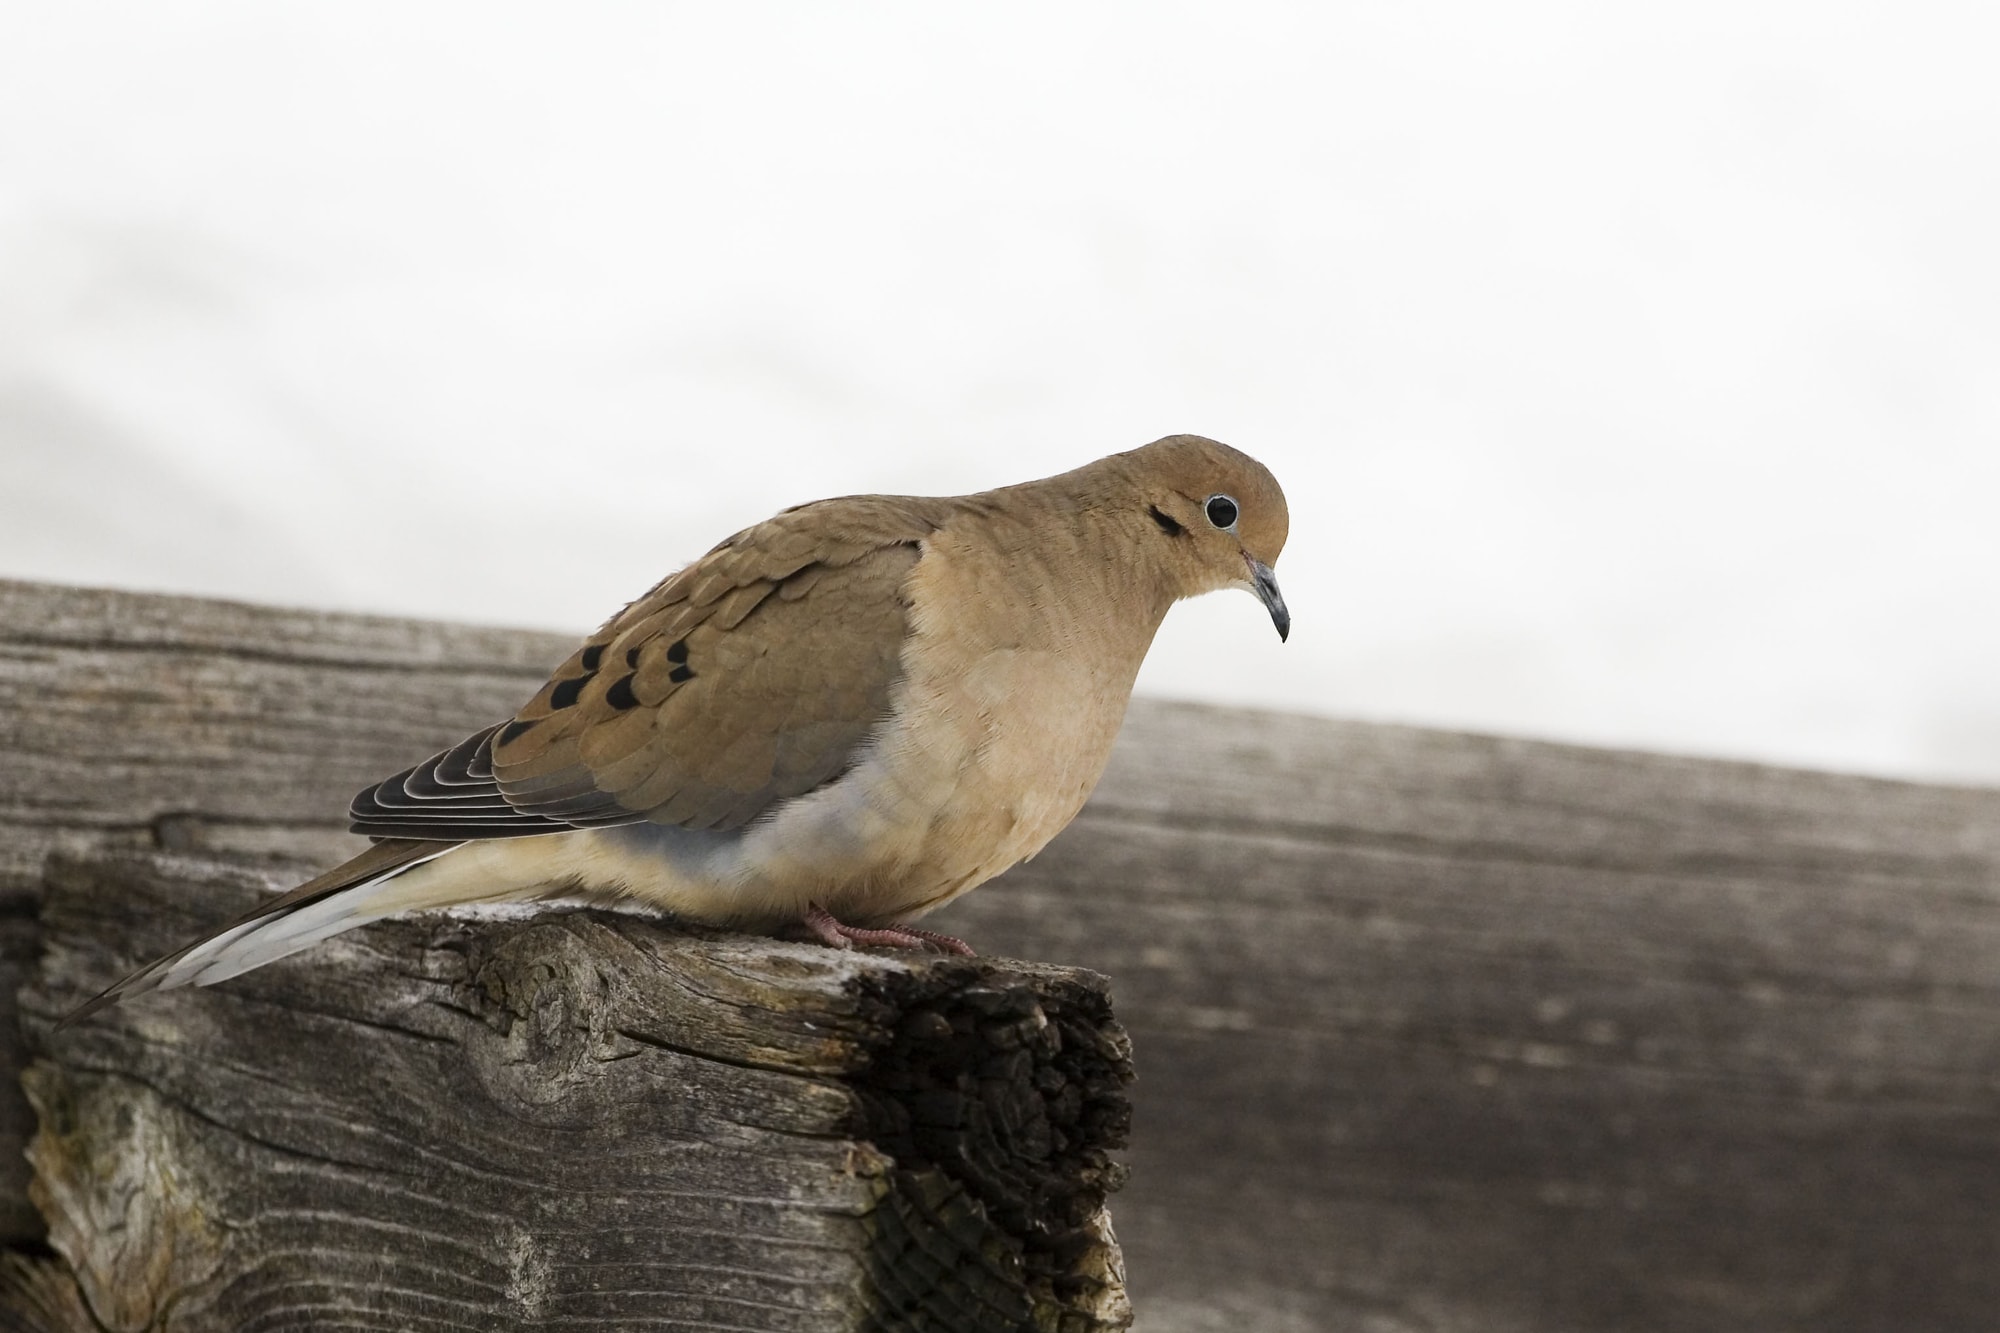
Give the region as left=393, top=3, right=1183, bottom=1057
left=62, top=838, right=462, bottom=1027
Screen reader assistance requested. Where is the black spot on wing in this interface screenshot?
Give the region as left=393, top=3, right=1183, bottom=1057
left=579, top=643, right=605, bottom=672
left=550, top=674, right=592, bottom=710
left=666, top=639, right=689, bottom=664
left=604, top=675, right=640, bottom=711
left=498, top=719, right=537, bottom=746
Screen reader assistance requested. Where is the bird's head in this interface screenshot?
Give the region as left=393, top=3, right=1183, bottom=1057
left=1119, top=433, right=1291, bottom=641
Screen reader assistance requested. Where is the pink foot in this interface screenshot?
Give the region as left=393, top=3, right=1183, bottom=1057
left=803, top=903, right=976, bottom=956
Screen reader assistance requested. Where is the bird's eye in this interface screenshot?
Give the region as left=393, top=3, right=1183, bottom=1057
left=1205, top=494, right=1239, bottom=530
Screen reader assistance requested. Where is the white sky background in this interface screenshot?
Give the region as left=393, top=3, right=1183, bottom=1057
left=2, top=3, right=1997, bottom=785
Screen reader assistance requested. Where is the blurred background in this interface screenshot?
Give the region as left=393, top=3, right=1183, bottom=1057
left=3, top=2, right=1995, bottom=785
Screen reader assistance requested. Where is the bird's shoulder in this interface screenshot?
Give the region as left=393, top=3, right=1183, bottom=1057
left=479, top=492, right=958, bottom=830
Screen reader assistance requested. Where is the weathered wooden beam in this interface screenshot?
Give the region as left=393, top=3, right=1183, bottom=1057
left=7, top=577, right=2000, bottom=1332
left=0, top=892, right=36, bottom=1251
left=0, top=580, right=577, bottom=1245
left=0, top=578, right=573, bottom=882
left=958, top=711, right=2000, bottom=1333
left=6, top=852, right=1131, bottom=1330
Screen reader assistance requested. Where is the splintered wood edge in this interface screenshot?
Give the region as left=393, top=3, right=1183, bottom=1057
left=8, top=850, right=1136, bottom=1332
left=847, top=957, right=1135, bottom=1331
left=0, top=1252, right=95, bottom=1333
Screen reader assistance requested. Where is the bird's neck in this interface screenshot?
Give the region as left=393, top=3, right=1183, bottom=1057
left=960, top=480, right=1181, bottom=664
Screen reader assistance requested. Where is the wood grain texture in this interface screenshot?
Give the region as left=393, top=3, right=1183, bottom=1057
left=6, top=578, right=2000, bottom=1332
left=0, top=580, right=573, bottom=1246
left=931, top=706, right=2000, bottom=1333
left=0, top=578, right=572, bottom=878
left=7, top=853, right=1131, bottom=1331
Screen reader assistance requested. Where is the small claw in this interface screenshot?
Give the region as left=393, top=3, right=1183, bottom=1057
left=804, top=903, right=856, bottom=950
left=802, top=903, right=976, bottom=956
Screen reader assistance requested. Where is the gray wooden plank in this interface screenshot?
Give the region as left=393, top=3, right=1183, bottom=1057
left=0, top=580, right=579, bottom=1250
left=6, top=578, right=2000, bottom=1331
left=0, top=579, right=575, bottom=669
left=7, top=853, right=1132, bottom=1331
left=931, top=710, right=2000, bottom=1333
left=0, top=582, right=568, bottom=859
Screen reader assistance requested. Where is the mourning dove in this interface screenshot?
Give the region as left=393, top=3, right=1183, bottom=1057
left=66, top=434, right=1288, bottom=1022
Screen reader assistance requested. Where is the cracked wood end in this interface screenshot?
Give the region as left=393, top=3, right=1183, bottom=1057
left=5, top=852, right=1133, bottom=1332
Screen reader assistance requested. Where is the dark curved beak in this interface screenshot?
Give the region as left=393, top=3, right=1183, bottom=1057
left=1246, top=558, right=1290, bottom=642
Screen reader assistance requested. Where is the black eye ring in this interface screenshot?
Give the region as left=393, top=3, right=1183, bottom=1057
left=1204, top=494, right=1239, bottom=530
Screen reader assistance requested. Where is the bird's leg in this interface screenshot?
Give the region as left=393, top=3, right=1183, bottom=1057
left=803, top=903, right=976, bottom=956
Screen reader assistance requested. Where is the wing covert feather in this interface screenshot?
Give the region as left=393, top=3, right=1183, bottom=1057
left=484, top=494, right=945, bottom=832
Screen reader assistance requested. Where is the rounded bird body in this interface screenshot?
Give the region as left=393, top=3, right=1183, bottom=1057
left=67, top=434, right=1289, bottom=1022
